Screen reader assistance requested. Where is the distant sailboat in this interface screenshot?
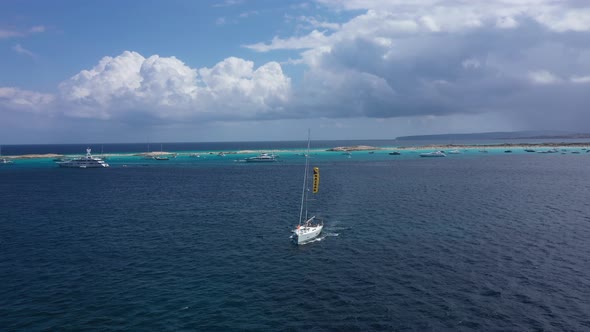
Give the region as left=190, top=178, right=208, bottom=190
left=291, top=130, right=323, bottom=244
left=99, top=145, right=108, bottom=160
left=153, top=143, right=169, bottom=160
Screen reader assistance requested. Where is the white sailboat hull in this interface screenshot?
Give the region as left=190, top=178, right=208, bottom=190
left=292, top=224, right=323, bottom=244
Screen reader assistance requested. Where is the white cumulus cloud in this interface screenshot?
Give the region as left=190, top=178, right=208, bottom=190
left=199, top=57, right=291, bottom=117
left=496, top=16, right=519, bottom=29
left=244, top=30, right=330, bottom=52
left=56, top=51, right=291, bottom=121
left=570, top=75, right=590, bottom=84
left=315, top=0, right=590, bottom=32
left=12, top=44, right=36, bottom=58
left=528, top=70, right=562, bottom=85
left=0, top=87, right=54, bottom=112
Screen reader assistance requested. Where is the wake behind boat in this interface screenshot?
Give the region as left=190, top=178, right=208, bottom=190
left=56, top=148, right=109, bottom=168
left=291, top=131, right=323, bottom=245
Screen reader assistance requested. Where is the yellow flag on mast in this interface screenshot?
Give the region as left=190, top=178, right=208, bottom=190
left=312, top=167, right=320, bottom=193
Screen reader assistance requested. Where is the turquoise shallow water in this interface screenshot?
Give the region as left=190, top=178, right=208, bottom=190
left=1, top=141, right=590, bottom=330
left=3, top=142, right=590, bottom=170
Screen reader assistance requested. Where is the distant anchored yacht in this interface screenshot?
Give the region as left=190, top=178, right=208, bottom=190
left=420, top=151, right=446, bottom=157
left=56, top=148, right=109, bottom=168
left=245, top=153, right=277, bottom=162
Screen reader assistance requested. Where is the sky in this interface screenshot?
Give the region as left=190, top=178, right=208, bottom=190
left=1, top=0, right=590, bottom=144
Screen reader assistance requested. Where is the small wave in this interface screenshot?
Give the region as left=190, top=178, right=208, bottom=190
left=328, top=219, right=341, bottom=226
left=480, top=289, right=502, bottom=297
left=327, top=226, right=350, bottom=231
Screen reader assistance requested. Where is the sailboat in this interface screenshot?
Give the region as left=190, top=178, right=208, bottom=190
left=153, top=143, right=169, bottom=160
left=291, top=131, right=323, bottom=244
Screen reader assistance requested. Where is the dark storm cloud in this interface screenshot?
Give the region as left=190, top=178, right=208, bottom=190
left=292, top=17, right=590, bottom=131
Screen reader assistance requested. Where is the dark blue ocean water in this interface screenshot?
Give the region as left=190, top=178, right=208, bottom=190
left=1, top=142, right=590, bottom=331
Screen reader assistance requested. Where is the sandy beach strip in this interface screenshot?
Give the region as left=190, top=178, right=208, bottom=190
left=4, top=154, right=64, bottom=160
left=326, top=142, right=590, bottom=152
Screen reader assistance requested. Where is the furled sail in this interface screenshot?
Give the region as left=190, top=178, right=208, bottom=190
left=313, top=167, right=320, bottom=193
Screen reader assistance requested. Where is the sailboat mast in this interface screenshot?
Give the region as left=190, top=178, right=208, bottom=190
left=299, top=130, right=311, bottom=226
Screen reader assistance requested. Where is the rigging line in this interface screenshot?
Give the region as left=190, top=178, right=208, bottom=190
left=299, top=129, right=311, bottom=226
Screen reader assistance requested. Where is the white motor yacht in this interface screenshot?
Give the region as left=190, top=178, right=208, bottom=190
left=420, top=151, right=446, bottom=157
left=56, top=148, right=109, bottom=168
left=245, top=153, right=277, bottom=162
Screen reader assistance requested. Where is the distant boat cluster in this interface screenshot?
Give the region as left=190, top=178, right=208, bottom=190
left=1, top=143, right=588, bottom=168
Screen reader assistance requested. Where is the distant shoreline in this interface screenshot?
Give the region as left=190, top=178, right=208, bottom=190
left=3, top=142, right=590, bottom=159
left=3, top=153, right=65, bottom=160
left=327, top=142, right=590, bottom=152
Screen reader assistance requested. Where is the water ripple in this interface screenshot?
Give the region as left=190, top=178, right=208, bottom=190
left=1, top=156, right=590, bottom=330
